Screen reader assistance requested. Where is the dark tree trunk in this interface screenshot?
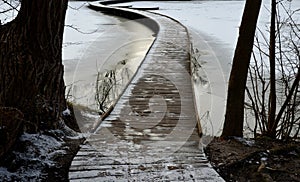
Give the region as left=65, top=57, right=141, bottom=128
left=267, top=0, right=277, bottom=138
left=0, top=0, right=68, bottom=132
left=222, top=0, right=262, bottom=137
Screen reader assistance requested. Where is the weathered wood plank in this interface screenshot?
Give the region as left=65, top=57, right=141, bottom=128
left=69, top=2, right=224, bottom=181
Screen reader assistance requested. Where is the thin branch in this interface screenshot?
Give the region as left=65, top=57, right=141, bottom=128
left=2, top=0, right=19, bottom=12
left=0, top=8, right=14, bottom=14
left=65, top=24, right=98, bottom=34
left=68, top=3, right=87, bottom=11
left=274, top=65, right=300, bottom=133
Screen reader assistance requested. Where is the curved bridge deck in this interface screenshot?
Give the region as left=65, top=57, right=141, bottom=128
left=69, top=3, right=224, bottom=181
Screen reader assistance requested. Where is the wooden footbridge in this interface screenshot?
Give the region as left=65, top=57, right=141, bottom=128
left=69, top=2, right=224, bottom=181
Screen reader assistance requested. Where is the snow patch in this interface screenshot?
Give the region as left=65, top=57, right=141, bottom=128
left=62, top=108, right=71, bottom=116
left=0, top=132, right=66, bottom=181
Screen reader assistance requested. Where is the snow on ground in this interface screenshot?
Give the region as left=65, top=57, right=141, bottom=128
left=0, top=132, right=67, bottom=181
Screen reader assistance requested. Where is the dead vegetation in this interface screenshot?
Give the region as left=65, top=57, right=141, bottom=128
left=205, top=137, right=300, bottom=182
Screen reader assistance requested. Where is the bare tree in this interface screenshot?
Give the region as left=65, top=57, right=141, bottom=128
left=246, top=1, right=300, bottom=140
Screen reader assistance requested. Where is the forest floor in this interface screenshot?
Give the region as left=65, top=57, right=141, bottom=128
left=205, top=137, right=300, bottom=182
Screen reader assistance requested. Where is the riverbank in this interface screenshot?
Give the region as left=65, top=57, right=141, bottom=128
left=206, top=137, right=300, bottom=181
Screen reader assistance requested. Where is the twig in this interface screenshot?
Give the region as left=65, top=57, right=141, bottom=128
left=2, top=0, right=19, bottom=12
left=65, top=24, right=98, bottom=34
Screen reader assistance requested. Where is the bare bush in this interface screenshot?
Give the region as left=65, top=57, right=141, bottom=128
left=246, top=1, right=300, bottom=140
left=95, top=59, right=132, bottom=114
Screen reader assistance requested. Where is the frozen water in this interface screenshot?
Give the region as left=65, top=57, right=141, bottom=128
left=63, top=2, right=155, bottom=110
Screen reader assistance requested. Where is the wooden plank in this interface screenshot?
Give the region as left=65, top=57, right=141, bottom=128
left=70, top=2, right=224, bottom=181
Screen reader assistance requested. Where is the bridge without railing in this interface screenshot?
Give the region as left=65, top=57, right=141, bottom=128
left=69, top=2, right=224, bottom=181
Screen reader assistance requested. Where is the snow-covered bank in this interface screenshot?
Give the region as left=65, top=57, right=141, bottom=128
left=0, top=132, right=66, bottom=181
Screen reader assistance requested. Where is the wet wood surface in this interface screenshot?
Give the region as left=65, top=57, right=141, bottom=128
left=69, top=3, right=224, bottom=181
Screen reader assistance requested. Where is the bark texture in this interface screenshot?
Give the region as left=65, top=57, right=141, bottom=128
left=0, top=0, right=68, bottom=133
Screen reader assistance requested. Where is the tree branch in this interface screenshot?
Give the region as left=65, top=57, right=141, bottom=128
left=2, top=0, right=19, bottom=12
